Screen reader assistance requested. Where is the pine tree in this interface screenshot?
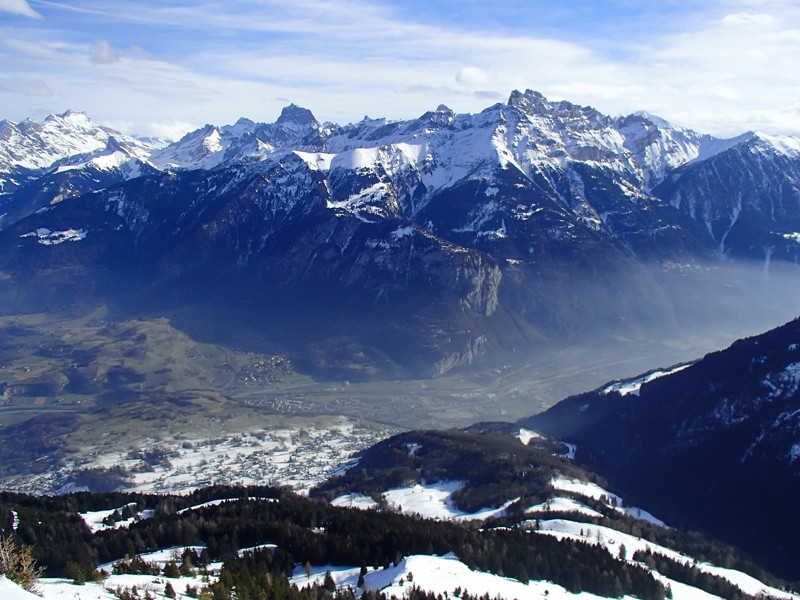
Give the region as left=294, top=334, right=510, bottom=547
left=164, top=581, right=176, bottom=598
left=324, top=569, right=336, bottom=591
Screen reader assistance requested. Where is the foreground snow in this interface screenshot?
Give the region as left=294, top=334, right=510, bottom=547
left=291, top=554, right=625, bottom=600
left=0, top=576, right=39, bottom=600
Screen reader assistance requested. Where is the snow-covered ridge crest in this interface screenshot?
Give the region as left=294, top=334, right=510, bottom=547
left=0, top=110, right=164, bottom=175
left=603, top=363, right=692, bottom=397
left=3, top=91, right=791, bottom=197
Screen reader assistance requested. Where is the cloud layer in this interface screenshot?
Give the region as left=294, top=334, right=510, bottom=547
left=1, top=0, right=799, bottom=139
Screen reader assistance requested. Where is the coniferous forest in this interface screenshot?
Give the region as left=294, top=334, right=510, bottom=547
left=2, top=484, right=793, bottom=600
left=0, top=485, right=671, bottom=600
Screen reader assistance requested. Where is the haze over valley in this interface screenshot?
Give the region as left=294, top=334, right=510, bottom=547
left=2, top=2, right=800, bottom=598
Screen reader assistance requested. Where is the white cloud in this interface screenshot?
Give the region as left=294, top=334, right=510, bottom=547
left=455, top=67, right=489, bottom=87
left=143, top=119, right=198, bottom=141
left=90, top=40, right=120, bottom=64
left=721, top=12, right=776, bottom=26
left=0, top=0, right=40, bottom=18
left=2, top=0, right=800, bottom=138
left=0, top=77, right=53, bottom=97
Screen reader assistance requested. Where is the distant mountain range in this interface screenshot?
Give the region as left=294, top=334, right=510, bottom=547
left=1, top=90, right=800, bottom=377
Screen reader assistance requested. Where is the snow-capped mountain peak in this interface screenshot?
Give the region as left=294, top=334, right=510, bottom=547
left=0, top=110, right=165, bottom=193
left=275, top=103, right=319, bottom=131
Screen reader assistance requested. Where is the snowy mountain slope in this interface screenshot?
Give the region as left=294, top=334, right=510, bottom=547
left=0, top=138, right=162, bottom=231
left=310, top=423, right=799, bottom=596
left=654, top=132, right=800, bottom=258
left=148, top=104, right=331, bottom=170
left=525, top=316, right=800, bottom=581
left=3, top=91, right=800, bottom=262
left=0, top=110, right=164, bottom=194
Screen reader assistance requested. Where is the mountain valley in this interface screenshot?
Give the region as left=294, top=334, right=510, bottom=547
left=2, top=90, right=800, bottom=599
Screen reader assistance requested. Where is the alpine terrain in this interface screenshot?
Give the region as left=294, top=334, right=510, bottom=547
left=525, top=317, right=800, bottom=580
left=1, top=90, right=800, bottom=381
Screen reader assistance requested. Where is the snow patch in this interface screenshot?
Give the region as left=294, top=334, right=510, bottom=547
left=603, top=364, right=691, bottom=397
left=526, top=497, right=603, bottom=519
left=293, top=151, right=335, bottom=172
left=176, top=497, right=276, bottom=515
left=390, top=225, right=414, bottom=241
left=550, top=476, right=665, bottom=527
left=561, top=442, right=577, bottom=461
left=781, top=232, right=800, bottom=244
left=331, top=493, right=379, bottom=510
left=20, top=228, right=87, bottom=245
left=517, top=428, right=542, bottom=445
left=0, top=576, right=39, bottom=600
left=382, top=481, right=517, bottom=521
left=532, top=519, right=795, bottom=600
left=550, top=476, right=622, bottom=505
left=80, top=503, right=153, bottom=533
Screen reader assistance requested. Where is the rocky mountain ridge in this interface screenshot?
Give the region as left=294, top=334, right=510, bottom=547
left=1, top=91, right=799, bottom=377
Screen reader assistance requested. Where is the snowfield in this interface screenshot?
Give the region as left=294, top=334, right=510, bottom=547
left=292, top=554, right=625, bottom=600
left=550, top=476, right=666, bottom=527
left=603, top=364, right=691, bottom=397
left=19, top=227, right=87, bottom=245
left=381, top=480, right=519, bottom=521
left=80, top=503, right=154, bottom=533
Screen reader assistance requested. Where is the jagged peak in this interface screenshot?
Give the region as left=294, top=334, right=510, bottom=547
left=506, top=89, right=609, bottom=125
left=48, top=109, right=93, bottom=125
left=58, top=109, right=88, bottom=118
left=629, top=111, right=673, bottom=129
left=276, top=103, right=318, bottom=129
left=507, top=89, right=546, bottom=109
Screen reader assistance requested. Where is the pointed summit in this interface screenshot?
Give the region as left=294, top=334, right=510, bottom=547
left=507, top=89, right=548, bottom=113
left=276, top=104, right=318, bottom=130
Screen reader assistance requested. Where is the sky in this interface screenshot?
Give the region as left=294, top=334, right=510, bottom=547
left=1, top=0, right=799, bottom=140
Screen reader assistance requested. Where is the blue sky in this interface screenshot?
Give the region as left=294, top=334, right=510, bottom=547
left=1, top=0, right=799, bottom=140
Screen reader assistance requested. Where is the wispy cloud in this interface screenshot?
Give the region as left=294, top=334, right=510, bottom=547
left=90, top=39, right=119, bottom=64
left=0, top=0, right=41, bottom=18
left=0, top=77, right=52, bottom=96
left=2, top=0, right=799, bottom=138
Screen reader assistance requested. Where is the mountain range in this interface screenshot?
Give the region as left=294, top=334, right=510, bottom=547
left=1, top=90, right=800, bottom=379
